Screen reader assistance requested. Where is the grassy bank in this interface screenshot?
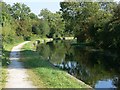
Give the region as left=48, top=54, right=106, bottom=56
left=20, top=41, right=91, bottom=88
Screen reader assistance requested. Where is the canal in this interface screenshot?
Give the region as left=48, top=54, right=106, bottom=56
left=37, top=40, right=120, bottom=89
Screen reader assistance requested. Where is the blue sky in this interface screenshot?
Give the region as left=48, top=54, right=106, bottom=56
left=3, top=0, right=64, bottom=15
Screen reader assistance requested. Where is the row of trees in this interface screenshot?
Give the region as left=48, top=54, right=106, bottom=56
left=1, top=2, right=65, bottom=44
left=1, top=2, right=37, bottom=42
left=60, top=1, right=120, bottom=49
left=1, top=1, right=120, bottom=49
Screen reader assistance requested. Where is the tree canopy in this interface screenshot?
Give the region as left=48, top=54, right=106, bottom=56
left=60, top=1, right=119, bottom=49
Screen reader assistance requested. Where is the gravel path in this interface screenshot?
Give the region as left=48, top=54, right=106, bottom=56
left=5, top=41, right=37, bottom=88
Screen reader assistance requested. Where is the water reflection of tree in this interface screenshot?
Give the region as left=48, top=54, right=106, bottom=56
left=37, top=43, right=50, bottom=60
left=111, top=50, right=120, bottom=90
left=72, top=47, right=120, bottom=88
left=38, top=41, right=66, bottom=63
left=62, top=46, right=120, bottom=88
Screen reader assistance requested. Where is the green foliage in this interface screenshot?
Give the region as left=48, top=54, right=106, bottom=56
left=60, top=1, right=119, bottom=49
left=1, top=2, right=41, bottom=43
left=100, top=3, right=120, bottom=49
left=11, top=3, right=31, bottom=20
left=1, top=2, right=16, bottom=44
left=1, top=1, right=119, bottom=49
left=39, top=9, right=65, bottom=38
left=1, top=2, right=66, bottom=43
left=39, top=19, right=50, bottom=37
left=10, top=3, right=33, bottom=38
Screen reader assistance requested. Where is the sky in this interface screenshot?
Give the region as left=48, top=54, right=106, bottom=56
left=3, top=0, right=120, bottom=16
left=3, top=0, right=64, bottom=15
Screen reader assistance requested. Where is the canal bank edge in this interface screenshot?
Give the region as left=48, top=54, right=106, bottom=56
left=48, top=59, right=92, bottom=88
left=66, top=73, right=92, bottom=88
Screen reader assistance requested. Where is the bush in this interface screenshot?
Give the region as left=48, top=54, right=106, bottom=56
left=2, top=49, right=10, bottom=67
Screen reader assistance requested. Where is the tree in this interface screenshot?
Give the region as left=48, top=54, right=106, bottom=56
left=39, top=19, right=50, bottom=37
left=60, top=1, right=116, bottom=44
left=1, top=2, right=17, bottom=43
left=100, top=3, right=120, bottom=49
left=9, top=3, right=35, bottom=40
left=11, top=3, right=31, bottom=20
left=39, top=9, right=65, bottom=38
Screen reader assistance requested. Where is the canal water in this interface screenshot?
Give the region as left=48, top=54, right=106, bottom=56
left=37, top=40, right=120, bottom=89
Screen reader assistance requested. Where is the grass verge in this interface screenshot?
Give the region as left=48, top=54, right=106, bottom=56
left=0, top=68, right=7, bottom=90
left=20, top=41, right=91, bottom=88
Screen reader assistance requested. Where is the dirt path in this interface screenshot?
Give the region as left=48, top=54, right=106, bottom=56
left=5, top=41, right=36, bottom=88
